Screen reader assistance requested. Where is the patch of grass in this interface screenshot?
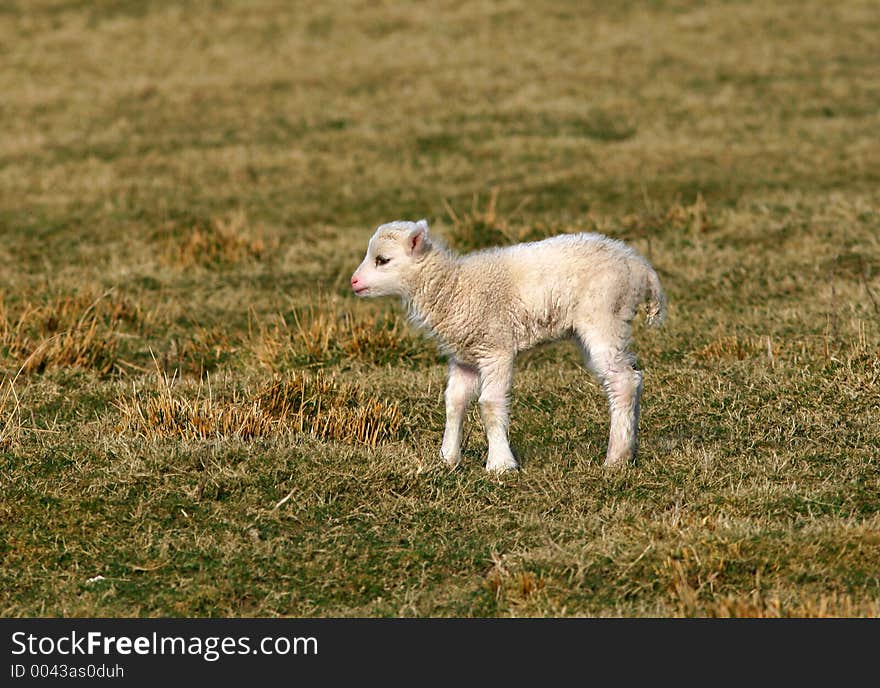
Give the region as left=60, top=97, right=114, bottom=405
left=155, top=210, right=277, bottom=269
left=0, top=290, right=145, bottom=376
left=616, top=193, right=717, bottom=240
left=484, top=554, right=550, bottom=613
left=117, top=369, right=403, bottom=447
left=692, top=334, right=775, bottom=362
left=441, top=187, right=551, bottom=252
left=0, top=378, right=23, bottom=451
left=155, top=326, right=240, bottom=378
left=694, top=592, right=880, bottom=618
left=251, top=295, right=434, bottom=369
left=574, top=108, right=637, bottom=142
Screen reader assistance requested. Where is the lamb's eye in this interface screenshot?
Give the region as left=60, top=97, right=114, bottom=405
left=375, top=256, right=390, bottom=267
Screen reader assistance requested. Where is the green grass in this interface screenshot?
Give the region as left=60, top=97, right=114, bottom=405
left=1, top=0, right=879, bottom=617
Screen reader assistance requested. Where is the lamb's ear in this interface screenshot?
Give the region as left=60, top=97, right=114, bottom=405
left=407, top=220, right=430, bottom=255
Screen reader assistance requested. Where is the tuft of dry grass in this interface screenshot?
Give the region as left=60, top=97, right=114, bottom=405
left=156, top=210, right=277, bottom=268
left=117, top=368, right=403, bottom=447
left=0, top=377, right=23, bottom=451
left=442, top=187, right=547, bottom=252
left=257, top=373, right=404, bottom=446
left=0, top=291, right=143, bottom=376
left=484, top=554, right=548, bottom=611
left=692, top=592, right=880, bottom=618
left=691, top=331, right=880, bottom=366
left=251, top=296, right=432, bottom=369
left=613, top=193, right=717, bottom=242
left=692, top=334, right=776, bottom=362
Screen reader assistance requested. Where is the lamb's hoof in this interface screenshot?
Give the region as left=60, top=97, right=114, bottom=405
left=440, top=447, right=461, bottom=469
left=486, top=454, right=518, bottom=473
left=603, top=455, right=633, bottom=469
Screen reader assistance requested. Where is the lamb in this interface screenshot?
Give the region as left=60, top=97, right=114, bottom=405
left=350, top=219, right=666, bottom=472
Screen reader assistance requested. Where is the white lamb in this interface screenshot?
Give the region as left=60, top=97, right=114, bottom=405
left=350, top=219, right=666, bottom=472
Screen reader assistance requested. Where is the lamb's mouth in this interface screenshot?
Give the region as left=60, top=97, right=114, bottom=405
left=354, top=286, right=370, bottom=296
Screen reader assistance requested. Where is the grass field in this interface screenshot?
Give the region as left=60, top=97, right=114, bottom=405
left=1, top=0, right=879, bottom=617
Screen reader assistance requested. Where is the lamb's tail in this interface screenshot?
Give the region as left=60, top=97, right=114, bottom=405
left=643, top=265, right=666, bottom=327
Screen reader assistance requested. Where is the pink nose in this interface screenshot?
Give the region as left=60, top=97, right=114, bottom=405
left=351, top=275, right=360, bottom=288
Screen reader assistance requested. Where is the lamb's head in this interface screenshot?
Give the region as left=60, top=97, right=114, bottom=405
left=350, top=219, right=432, bottom=298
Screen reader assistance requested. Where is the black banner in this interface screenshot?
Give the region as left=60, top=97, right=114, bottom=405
left=2, top=618, right=875, bottom=684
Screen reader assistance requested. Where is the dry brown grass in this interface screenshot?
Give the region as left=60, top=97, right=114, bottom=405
left=442, top=187, right=545, bottom=251
left=692, top=592, right=880, bottom=618
left=156, top=210, right=277, bottom=268
left=692, top=334, right=777, bottom=362
left=441, top=189, right=717, bottom=256
left=117, top=368, right=403, bottom=447
left=691, top=331, right=880, bottom=366
left=484, top=553, right=549, bottom=611
left=158, top=326, right=238, bottom=378
left=0, top=377, right=22, bottom=451
left=618, top=194, right=717, bottom=239
left=251, top=295, right=431, bottom=369
left=0, top=290, right=144, bottom=375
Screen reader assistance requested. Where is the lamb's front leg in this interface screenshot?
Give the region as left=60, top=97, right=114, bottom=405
left=440, top=360, right=479, bottom=467
left=477, top=357, right=518, bottom=472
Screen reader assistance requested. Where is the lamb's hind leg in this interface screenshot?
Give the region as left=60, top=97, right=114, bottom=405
left=440, top=360, right=479, bottom=467
left=577, top=329, right=643, bottom=467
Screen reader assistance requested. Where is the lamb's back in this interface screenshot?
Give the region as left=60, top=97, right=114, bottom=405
left=478, top=233, right=634, bottom=303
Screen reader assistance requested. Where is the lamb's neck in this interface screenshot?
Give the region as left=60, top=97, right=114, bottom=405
left=404, top=248, right=461, bottom=331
